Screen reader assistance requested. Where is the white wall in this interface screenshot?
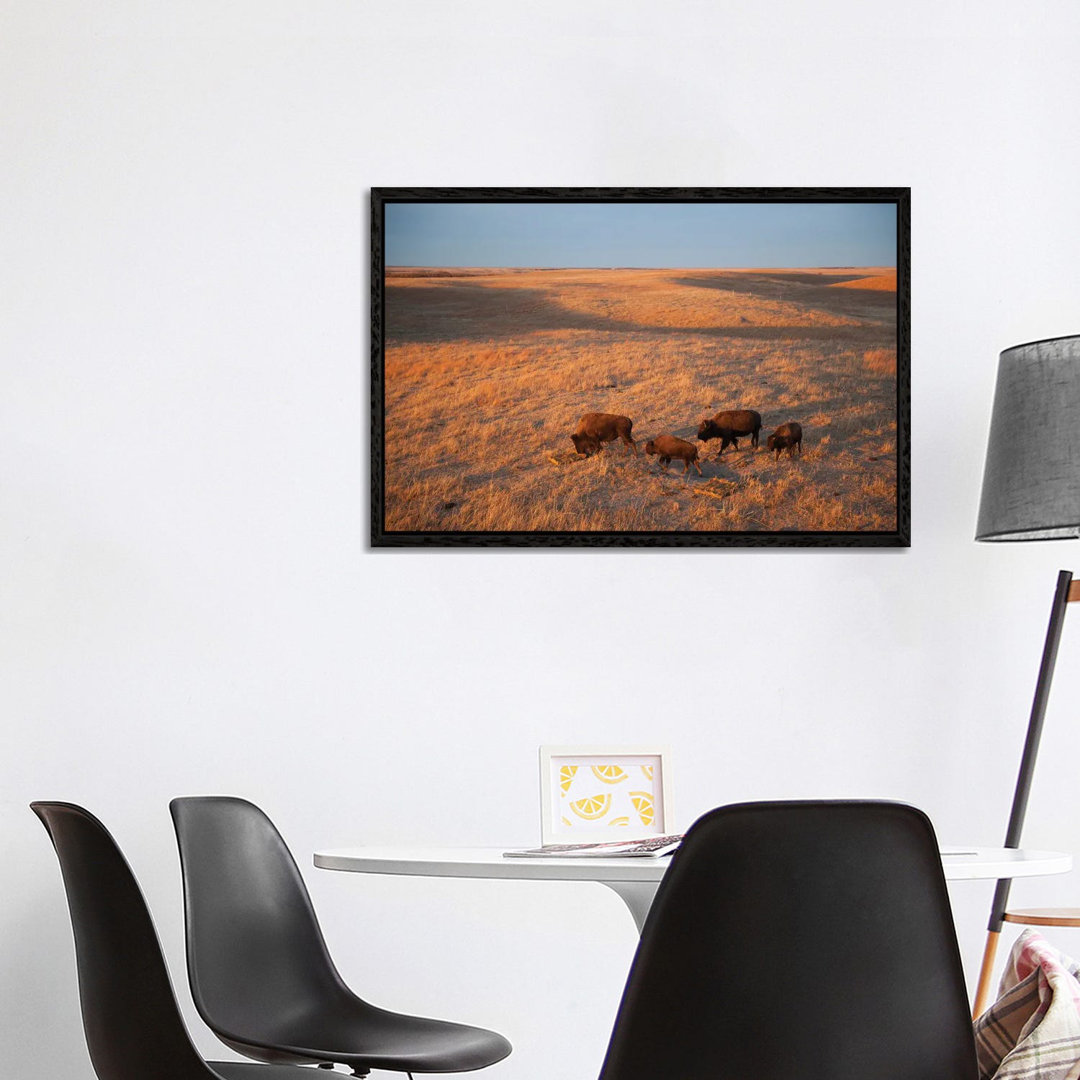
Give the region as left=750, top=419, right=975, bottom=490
left=5, top=2, right=1080, bottom=1076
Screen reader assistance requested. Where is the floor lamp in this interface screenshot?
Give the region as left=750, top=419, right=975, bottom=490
left=972, top=333, right=1080, bottom=1018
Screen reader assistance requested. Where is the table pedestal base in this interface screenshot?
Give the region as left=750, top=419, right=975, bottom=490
left=600, top=881, right=659, bottom=934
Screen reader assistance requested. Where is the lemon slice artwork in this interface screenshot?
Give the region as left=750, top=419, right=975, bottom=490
left=630, top=791, right=655, bottom=827
left=609, top=816, right=630, bottom=827
left=591, top=764, right=628, bottom=785
left=641, top=764, right=654, bottom=781
left=559, top=765, right=578, bottom=794
left=569, top=793, right=612, bottom=821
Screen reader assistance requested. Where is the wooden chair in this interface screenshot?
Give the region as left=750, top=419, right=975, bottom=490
left=971, top=571, right=1080, bottom=1018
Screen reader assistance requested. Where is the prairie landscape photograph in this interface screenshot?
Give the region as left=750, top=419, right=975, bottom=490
left=373, top=190, right=909, bottom=546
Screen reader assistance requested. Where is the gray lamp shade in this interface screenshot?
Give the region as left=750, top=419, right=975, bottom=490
left=977, top=334, right=1080, bottom=541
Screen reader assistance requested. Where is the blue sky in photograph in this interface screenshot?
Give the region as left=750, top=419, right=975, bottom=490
left=385, top=201, right=896, bottom=268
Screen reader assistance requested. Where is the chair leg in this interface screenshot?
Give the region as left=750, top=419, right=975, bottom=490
left=972, top=928, right=1001, bottom=1019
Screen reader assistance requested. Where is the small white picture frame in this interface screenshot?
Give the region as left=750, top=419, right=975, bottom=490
left=539, top=745, right=673, bottom=845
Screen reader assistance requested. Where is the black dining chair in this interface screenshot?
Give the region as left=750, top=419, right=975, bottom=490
left=597, top=800, right=979, bottom=1080
left=30, top=801, right=318, bottom=1080
left=169, top=795, right=511, bottom=1078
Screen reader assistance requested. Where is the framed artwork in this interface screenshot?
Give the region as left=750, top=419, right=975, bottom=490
left=371, top=187, right=910, bottom=547
left=538, top=745, right=672, bottom=845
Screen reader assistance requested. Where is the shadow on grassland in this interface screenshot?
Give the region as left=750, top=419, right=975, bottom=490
left=672, top=272, right=897, bottom=327
left=385, top=277, right=896, bottom=346
left=384, top=283, right=645, bottom=343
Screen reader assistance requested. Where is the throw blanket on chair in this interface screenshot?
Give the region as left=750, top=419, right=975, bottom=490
left=974, top=928, right=1080, bottom=1080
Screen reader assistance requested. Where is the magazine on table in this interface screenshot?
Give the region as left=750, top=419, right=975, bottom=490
left=504, top=834, right=683, bottom=859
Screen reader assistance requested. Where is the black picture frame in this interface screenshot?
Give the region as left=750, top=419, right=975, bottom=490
left=372, top=187, right=910, bottom=548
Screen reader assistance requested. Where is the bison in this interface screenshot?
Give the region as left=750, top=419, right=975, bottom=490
left=570, top=432, right=602, bottom=456
left=645, top=434, right=703, bottom=476
left=571, top=412, right=637, bottom=456
left=767, top=421, right=803, bottom=458
left=696, top=409, right=762, bottom=455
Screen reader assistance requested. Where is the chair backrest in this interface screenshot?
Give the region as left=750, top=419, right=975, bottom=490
left=31, top=802, right=218, bottom=1080
left=598, top=801, right=978, bottom=1080
left=169, top=796, right=351, bottom=1043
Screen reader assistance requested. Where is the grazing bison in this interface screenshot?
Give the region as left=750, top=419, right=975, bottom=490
left=696, top=409, right=762, bottom=454
left=571, top=412, right=637, bottom=456
left=767, top=421, right=803, bottom=458
left=645, top=435, right=703, bottom=476
left=570, top=432, right=602, bottom=456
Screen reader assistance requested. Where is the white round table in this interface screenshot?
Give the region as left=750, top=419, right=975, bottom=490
left=314, top=845, right=1073, bottom=933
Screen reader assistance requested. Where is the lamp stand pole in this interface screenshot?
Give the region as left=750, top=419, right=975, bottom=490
left=972, top=569, right=1075, bottom=1018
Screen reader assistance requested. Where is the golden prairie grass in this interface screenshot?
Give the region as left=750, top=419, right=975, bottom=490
left=864, top=348, right=897, bottom=375
left=383, top=267, right=899, bottom=534
left=831, top=269, right=898, bottom=291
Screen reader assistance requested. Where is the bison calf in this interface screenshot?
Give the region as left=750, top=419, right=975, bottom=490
left=644, top=435, right=703, bottom=476
left=767, top=421, right=803, bottom=458
left=696, top=409, right=762, bottom=455
left=571, top=412, right=636, bottom=456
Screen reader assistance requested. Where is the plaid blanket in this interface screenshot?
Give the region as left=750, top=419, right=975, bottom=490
left=975, top=929, right=1080, bottom=1079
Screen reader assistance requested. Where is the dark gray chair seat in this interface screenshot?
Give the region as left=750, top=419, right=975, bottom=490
left=210, top=1000, right=510, bottom=1074
left=209, top=1068, right=321, bottom=1080
left=170, top=796, right=511, bottom=1076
